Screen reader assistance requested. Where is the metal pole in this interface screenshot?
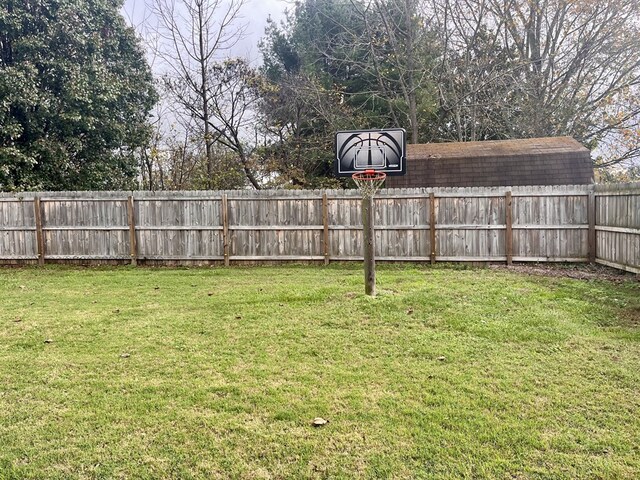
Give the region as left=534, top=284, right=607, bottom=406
left=362, top=195, right=376, bottom=296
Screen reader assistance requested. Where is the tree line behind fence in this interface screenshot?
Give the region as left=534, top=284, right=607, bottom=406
left=0, top=184, right=638, bottom=274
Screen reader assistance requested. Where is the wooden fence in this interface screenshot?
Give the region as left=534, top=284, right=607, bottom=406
left=593, top=183, right=640, bottom=274
left=0, top=184, right=638, bottom=273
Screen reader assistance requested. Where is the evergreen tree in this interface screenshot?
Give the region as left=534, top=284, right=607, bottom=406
left=0, top=0, right=158, bottom=190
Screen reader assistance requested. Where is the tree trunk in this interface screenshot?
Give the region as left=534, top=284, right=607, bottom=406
left=404, top=0, right=419, bottom=144
left=408, top=92, right=419, bottom=144
left=197, top=2, right=214, bottom=189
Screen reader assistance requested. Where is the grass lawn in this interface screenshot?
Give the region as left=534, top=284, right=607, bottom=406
left=0, top=264, right=639, bottom=479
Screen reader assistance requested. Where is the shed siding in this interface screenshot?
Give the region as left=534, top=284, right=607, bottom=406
left=386, top=137, right=593, bottom=188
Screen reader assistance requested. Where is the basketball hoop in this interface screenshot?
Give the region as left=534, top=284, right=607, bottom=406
left=336, top=129, right=404, bottom=297
left=352, top=170, right=386, bottom=199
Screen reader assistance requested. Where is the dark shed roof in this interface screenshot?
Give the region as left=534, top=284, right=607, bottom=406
left=386, top=136, right=593, bottom=188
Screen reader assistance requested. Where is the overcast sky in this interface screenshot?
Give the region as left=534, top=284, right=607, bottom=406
left=121, top=0, right=290, bottom=65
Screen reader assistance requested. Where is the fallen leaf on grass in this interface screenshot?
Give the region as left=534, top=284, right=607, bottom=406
left=311, top=417, right=329, bottom=427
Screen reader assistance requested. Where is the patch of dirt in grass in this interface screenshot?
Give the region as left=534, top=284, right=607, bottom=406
left=490, top=263, right=638, bottom=282
left=620, top=306, right=640, bottom=327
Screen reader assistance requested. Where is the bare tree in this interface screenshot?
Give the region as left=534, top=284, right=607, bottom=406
left=430, top=0, right=640, bottom=165
left=429, top=0, right=521, bottom=141
left=256, top=72, right=352, bottom=188
left=149, top=0, right=256, bottom=188
left=365, top=0, right=432, bottom=144
left=205, top=59, right=262, bottom=188
left=138, top=111, right=163, bottom=190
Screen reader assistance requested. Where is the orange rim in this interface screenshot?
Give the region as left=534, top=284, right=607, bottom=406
left=352, top=170, right=386, bottom=181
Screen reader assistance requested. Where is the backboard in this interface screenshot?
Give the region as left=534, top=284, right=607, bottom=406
left=335, top=128, right=406, bottom=177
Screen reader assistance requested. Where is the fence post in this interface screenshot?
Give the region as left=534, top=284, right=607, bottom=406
left=588, top=188, right=596, bottom=263
left=505, top=191, right=513, bottom=265
left=127, top=195, right=137, bottom=266
left=222, top=194, right=230, bottom=266
left=429, top=192, right=436, bottom=264
left=34, top=196, right=45, bottom=266
left=322, top=192, right=330, bottom=265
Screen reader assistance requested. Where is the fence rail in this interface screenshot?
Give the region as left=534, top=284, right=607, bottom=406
left=0, top=184, right=638, bottom=273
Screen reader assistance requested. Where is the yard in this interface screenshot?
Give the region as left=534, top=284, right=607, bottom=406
left=0, top=265, right=638, bottom=479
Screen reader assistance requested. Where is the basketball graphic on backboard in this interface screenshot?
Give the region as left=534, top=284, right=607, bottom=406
left=335, top=128, right=406, bottom=177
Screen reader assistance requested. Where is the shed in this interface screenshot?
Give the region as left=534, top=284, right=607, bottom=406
left=385, top=136, right=593, bottom=188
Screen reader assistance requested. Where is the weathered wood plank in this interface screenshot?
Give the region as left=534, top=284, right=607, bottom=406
left=322, top=192, right=329, bottom=265
left=505, top=191, right=512, bottom=265
left=127, top=196, right=137, bottom=266
left=430, top=193, right=436, bottom=264
left=34, top=197, right=45, bottom=266
left=222, top=195, right=230, bottom=267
